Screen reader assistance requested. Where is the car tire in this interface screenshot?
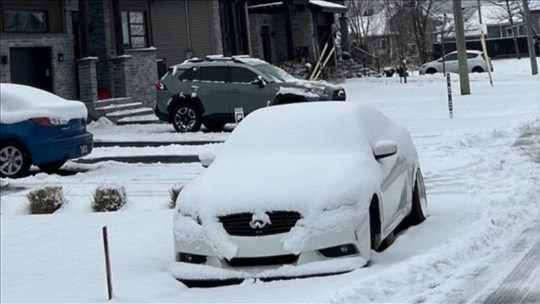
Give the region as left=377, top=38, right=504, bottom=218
left=472, top=66, right=484, bottom=73
left=203, top=121, right=226, bottom=132
left=426, top=68, right=437, bottom=74
left=407, top=169, right=428, bottom=225
left=171, top=102, right=202, bottom=133
left=38, top=160, right=66, bottom=174
left=0, top=141, right=31, bottom=178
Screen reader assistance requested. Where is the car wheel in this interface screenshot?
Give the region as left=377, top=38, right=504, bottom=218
left=0, top=141, right=31, bottom=178
left=407, top=169, right=428, bottom=225
left=38, top=160, right=66, bottom=174
left=426, top=68, right=437, bottom=74
left=472, top=66, right=484, bottom=73
left=203, top=121, right=226, bottom=132
left=172, top=103, right=202, bottom=133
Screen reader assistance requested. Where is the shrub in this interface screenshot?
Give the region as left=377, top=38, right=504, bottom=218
left=27, top=186, right=67, bottom=214
left=169, top=184, right=184, bottom=209
left=92, top=185, right=127, bottom=212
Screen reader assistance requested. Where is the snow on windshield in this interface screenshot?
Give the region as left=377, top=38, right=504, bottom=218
left=0, top=83, right=88, bottom=124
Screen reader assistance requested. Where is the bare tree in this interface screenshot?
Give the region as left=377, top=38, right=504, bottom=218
left=346, top=0, right=377, bottom=48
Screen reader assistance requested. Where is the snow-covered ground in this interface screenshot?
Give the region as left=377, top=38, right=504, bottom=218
left=1, top=58, right=539, bottom=303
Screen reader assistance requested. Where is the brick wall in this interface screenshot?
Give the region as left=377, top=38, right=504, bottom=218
left=0, top=0, right=78, bottom=99
left=249, top=10, right=316, bottom=64
left=88, top=0, right=114, bottom=92
left=0, top=34, right=77, bottom=100
left=113, top=48, right=157, bottom=108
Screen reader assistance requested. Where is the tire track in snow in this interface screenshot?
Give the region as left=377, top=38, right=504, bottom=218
left=440, top=222, right=540, bottom=304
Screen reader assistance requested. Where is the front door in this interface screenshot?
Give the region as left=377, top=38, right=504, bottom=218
left=261, top=26, right=272, bottom=63
left=229, top=66, right=270, bottom=116
left=10, top=47, right=53, bottom=92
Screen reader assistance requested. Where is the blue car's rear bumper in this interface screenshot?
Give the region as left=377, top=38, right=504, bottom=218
left=32, top=132, right=93, bottom=165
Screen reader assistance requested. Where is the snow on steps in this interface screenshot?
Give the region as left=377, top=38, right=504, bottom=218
left=92, top=97, right=159, bottom=125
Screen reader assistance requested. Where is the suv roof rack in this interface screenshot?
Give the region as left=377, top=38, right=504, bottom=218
left=183, top=55, right=252, bottom=64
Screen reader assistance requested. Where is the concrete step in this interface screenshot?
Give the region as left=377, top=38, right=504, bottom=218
left=93, top=97, right=134, bottom=108
left=117, top=114, right=161, bottom=125
left=95, top=102, right=144, bottom=116
left=106, top=107, right=155, bottom=122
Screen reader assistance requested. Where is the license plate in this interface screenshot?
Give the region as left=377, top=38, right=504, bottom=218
left=80, top=145, right=89, bottom=154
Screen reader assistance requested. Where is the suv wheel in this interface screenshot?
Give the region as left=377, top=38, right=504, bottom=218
left=171, top=103, right=202, bottom=133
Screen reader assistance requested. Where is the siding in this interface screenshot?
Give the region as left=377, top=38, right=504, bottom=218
left=151, top=0, right=216, bottom=65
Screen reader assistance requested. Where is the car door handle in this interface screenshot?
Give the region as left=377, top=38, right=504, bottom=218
left=191, top=85, right=199, bottom=91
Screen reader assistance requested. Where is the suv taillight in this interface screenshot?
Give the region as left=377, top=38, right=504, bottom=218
left=155, top=81, right=166, bottom=91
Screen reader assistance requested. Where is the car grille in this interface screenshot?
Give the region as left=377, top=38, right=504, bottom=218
left=219, top=211, right=301, bottom=236
left=225, top=254, right=299, bottom=267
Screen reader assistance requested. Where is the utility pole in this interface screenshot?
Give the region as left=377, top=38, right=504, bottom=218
left=522, top=0, right=538, bottom=75
left=452, top=0, right=471, bottom=95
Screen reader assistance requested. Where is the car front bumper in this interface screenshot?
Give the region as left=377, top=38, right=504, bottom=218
left=171, top=212, right=371, bottom=285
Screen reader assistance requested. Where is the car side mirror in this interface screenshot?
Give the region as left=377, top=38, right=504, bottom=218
left=199, top=151, right=216, bottom=168
left=251, top=75, right=266, bottom=88
left=373, top=141, right=397, bottom=160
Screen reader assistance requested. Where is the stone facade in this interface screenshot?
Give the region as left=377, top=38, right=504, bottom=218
left=112, top=48, right=157, bottom=108
left=88, top=0, right=114, bottom=93
left=0, top=0, right=78, bottom=100
left=250, top=10, right=317, bottom=64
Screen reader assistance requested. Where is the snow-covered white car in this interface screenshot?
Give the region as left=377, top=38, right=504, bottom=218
left=419, top=50, right=491, bottom=74
left=169, top=102, right=427, bottom=286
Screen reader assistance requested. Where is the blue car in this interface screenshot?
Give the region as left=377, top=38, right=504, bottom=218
left=0, top=84, right=93, bottom=178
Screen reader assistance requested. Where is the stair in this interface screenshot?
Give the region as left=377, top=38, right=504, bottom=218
left=92, top=97, right=160, bottom=124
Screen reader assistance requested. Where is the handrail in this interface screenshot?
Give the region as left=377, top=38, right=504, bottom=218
left=351, top=45, right=378, bottom=60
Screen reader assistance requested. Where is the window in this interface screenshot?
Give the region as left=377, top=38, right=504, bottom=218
left=378, top=39, right=387, bottom=51
left=197, top=67, right=228, bottom=82
left=122, top=11, right=148, bottom=48
left=231, top=67, right=258, bottom=83
left=4, top=10, right=47, bottom=32
left=445, top=53, right=458, bottom=61
left=466, top=52, right=479, bottom=59
left=177, top=68, right=195, bottom=82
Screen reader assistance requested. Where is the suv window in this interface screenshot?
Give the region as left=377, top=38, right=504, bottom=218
left=467, top=52, right=479, bottom=59
left=197, top=66, right=228, bottom=82
left=177, top=68, right=195, bottom=81
left=231, top=67, right=258, bottom=83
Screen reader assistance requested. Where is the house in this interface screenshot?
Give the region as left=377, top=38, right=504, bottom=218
left=0, top=0, right=251, bottom=123
left=247, top=0, right=348, bottom=65
left=151, top=0, right=250, bottom=67
left=436, top=1, right=540, bottom=59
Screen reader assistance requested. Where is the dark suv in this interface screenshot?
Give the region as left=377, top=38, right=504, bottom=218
left=154, top=55, right=346, bottom=132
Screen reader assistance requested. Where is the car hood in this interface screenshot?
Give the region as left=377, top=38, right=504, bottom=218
left=178, top=153, right=380, bottom=219
left=285, top=78, right=343, bottom=92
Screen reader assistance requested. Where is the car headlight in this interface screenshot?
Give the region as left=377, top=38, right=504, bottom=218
left=177, top=208, right=202, bottom=225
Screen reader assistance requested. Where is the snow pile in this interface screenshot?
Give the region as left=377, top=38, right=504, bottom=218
left=0, top=83, right=87, bottom=124
left=276, top=86, right=319, bottom=99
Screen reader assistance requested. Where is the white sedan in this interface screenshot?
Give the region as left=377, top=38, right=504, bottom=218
left=419, top=50, right=491, bottom=74
left=169, top=102, right=427, bottom=286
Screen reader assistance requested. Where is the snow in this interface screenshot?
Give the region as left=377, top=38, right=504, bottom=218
left=309, top=0, right=347, bottom=10
left=276, top=86, right=320, bottom=98
left=1, top=58, right=539, bottom=303
left=0, top=83, right=88, bottom=124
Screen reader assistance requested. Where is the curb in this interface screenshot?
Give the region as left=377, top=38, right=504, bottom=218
left=76, top=155, right=200, bottom=164
left=93, top=141, right=224, bottom=148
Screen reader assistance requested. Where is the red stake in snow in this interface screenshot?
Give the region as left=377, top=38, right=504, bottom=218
left=102, top=226, right=113, bottom=300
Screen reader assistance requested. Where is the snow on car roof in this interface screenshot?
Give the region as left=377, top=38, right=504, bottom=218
left=0, top=83, right=87, bottom=124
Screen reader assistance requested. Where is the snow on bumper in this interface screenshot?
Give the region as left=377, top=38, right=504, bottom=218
left=168, top=256, right=367, bottom=282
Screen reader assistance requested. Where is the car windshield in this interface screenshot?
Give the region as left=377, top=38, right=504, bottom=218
left=253, top=64, right=297, bottom=83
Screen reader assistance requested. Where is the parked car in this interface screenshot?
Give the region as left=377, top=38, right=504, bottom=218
left=0, top=83, right=93, bottom=178
left=154, top=55, right=347, bottom=133
left=419, top=50, right=491, bottom=75
left=169, top=102, right=427, bottom=286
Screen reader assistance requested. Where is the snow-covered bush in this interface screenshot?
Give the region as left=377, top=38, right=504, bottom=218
left=92, top=185, right=127, bottom=212
left=169, top=184, right=183, bottom=209
left=27, top=186, right=67, bottom=214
